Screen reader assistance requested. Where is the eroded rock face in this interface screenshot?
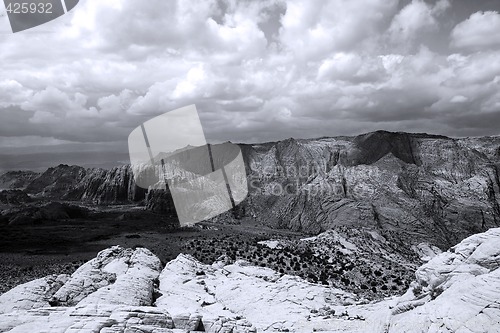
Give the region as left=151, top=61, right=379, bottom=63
left=25, top=164, right=87, bottom=198
left=240, top=132, right=500, bottom=251
left=388, top=228, right=500, bottom=333
left=2, top=228, right=500, bottom=332
left=64, top=165, right=147, bottom=203
left=0, top=171, right=39, bottom=191
left=23, top=164, right=146, bottom=204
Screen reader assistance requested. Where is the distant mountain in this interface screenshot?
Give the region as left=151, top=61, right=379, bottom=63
left=237, top=131, right=500, bottom=250
left=0, top=170, right=39, bottom=190
left=0, top=151, right=130, bottom=173
left=23, top=164, right=146, bottom=203
left=2, top=130, right=500, bottom=252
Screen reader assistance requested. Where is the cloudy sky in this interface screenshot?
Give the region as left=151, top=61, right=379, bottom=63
left=1, top=0, right=500, bottom=168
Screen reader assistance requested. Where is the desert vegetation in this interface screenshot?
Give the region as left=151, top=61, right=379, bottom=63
left=181, top=233, right=413, bottom=299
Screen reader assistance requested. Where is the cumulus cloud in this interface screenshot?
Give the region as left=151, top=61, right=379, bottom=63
left=317, top=53, right=386, bottom=83
left=451, top=11, right=500, bottom=50
left=388, top=0, right=450, bottom=46
left=280, top=0, right=398, bottom=59
left=22, top=87, right=98, bottom=123
left=1, top=0, right=500, bottom=159
left=0, top=80, right=33, bottom=108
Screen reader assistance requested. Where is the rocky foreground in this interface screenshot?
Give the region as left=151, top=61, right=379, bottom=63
left=1, top=228, right=499, bottom=332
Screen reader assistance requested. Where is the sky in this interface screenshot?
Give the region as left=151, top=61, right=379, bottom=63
left=1, top=0, right=500, bottom=168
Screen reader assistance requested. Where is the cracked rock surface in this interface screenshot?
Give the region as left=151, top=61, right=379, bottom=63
left=1, top=228, right=500, bottom=332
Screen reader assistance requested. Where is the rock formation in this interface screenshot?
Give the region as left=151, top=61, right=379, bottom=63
left=24, top=164, right=146, bottom=203
left=389, top=227, right=500, bottom=333
left=1, top=227, right=499, bottom=332
left=0, top=171, right=39, bottom=191
left=2, top=131, right=500, bottom=251
left=240, top=132, right=500, bottom=250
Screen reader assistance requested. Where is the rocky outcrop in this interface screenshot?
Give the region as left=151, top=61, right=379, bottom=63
left=0, top=274, right=69, bottom=313
left=0, top=247, right=261, bottom=332
left=52, top=246, right=162, bottom=307
left=156, top=253, right=355, bottom=332
left=0, top=171, right=39, bottom=190
left=25, top=164, right=87, bottom=198
left=0, top=246, right=358, bottom=332
left=64, top=165, right=147, bottom=203
left=23, top=164, right=146, bottom=204
left=1, top=227, right=500, bottom=332
left=388, top=227, right=500, bottom=332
